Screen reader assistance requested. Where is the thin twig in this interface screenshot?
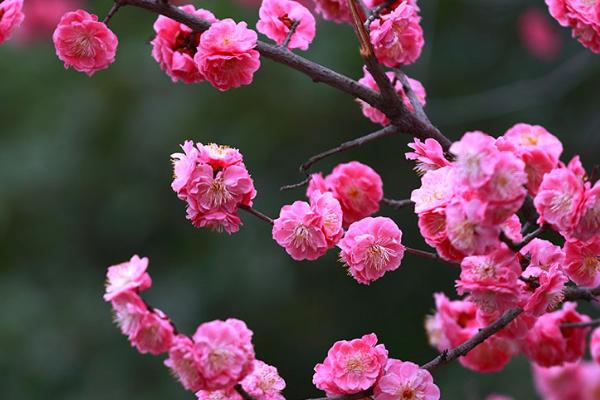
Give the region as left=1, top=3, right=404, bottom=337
left=515, top=224, right=545, bottom=249
left=381, top=197, right=413, bottom=210
left=281, top=20, right=300, bottom=49
left=395, top=69, right=430, bottom=125
left=561, top=318, right=600, bottom=329
left=235, top=384, right=257, bottom=400
left=281, top=125, right=400, bottom=191
left=404, top=246, right=453, bottom=264
left=421, top=307, right=523, bottom=371
left=104, top=0, right=123, bottom=24
left=364, top=0, right=396, bottom=28
left=239, top=205, right=275, bottom=225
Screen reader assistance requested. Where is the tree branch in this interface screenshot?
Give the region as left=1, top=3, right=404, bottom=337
left=561, top=319, right=600, bottom=329
left=281, top=19, right=300, bottom=49
left=280, top=125, right=400, bottom=190
left=564, top=285, right=600, bottom=302
left=235, top=384, right=257, bottom=400
left=421, top=307, right=523, bottom=371
left=239, top=205, right=275, bottom=225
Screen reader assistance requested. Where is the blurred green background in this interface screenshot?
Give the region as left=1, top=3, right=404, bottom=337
left=1, top=0, right=599, bottom=399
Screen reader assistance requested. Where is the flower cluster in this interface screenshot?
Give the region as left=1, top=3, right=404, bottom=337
left=546, top=0, right=600, bottom=53
left=52, top=9, right=118, bottom=76
left=171, top=141, right=256, bottom=234
left=357, top=68, right=426, bottom=126
left=369, top=1, right=424, bottom=67
left=105, top=256, right=286, bottom=398
left=256, top=0, right=316, bottom=50
left=151, top=5, right=218, bottom=84
left=272, top=190, right=343, bottom=260
left=0, top=0, right=24, bottom=45
left=104, top=255, right=174, bottom=355
left=307, top=161, right=384, bottom=226
left=313, top=333, right=440, bottom=399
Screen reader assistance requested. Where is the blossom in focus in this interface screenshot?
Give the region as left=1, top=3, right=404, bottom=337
left=104, top=255, right=152, bottom=301
left=313, top=333, right=388, bottom=396
left=194, top=19, right=261, bottom=91
left=256, top=0, right=316, bottom=50
left=373, top=359, right=440, bottom=400
left=338, top=217, right=405, bottom=285
left=52, top=10, right=118, bottom=76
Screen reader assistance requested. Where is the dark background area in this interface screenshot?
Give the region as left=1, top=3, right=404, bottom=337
left=1, top=0, right=599, bottom=399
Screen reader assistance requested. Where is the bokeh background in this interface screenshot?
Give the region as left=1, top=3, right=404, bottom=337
left=1, top=0, right=599, bottom=399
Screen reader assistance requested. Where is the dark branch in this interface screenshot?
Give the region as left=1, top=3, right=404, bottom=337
left=404, top=246, right=454, bottom=265
left=235, top=384, right=257, bottom=400
left=280, top=125, right=400, bottom=191
left=239, top=205, right=275, bottom=225
left=104, top=0, right=123, bottom=24
left=561, top=318, right=600, bottom=329
left=564, top=285, right=600, bottom=302
left=381, top=197, right=413, bottom=210
left=364, top=0, right=396, bottom=28
left=421, top=307, right=523, bottom=371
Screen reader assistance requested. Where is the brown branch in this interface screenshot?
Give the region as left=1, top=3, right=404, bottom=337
left=404, top=246, right=453, bottom=264
left=239, top=205, right=274, bottom=225
left=561, top=319, right=600, bottom=329
left=395, top=69, right=430, bottom=125
left=421, top=307, right=523, bottom=371
left=364, top=0, right=396, bottom=28
left=280, top=125, right=400, bottom=191
left=564, top=285, right=600, bottom=302
left=516, top=224, right=545, bottom=249
left=381, top=197, right=413, bottom=210
left=306, top=389, right=373, bottom=400
left=104, top=0, right=123, bottom=24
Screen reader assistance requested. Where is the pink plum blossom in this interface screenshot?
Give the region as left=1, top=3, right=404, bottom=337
left=373, top=359, right=440, bottom=400
left=455, top=245, right=522, bottom=313
left=498, top=123, right=563, bottom=194
left=338, top=217, right=405, bottom=285
left=196, top=388, right=242, bottom=400
left=130, top=308, right=174, bottom=355
left=521, top=302, right=591, bottom=367
left=357, top=68, right=426, bottom=126
left=0, top=0, right=24, bottom=45
left=165, top=335, right=206, bottom=392
left=405, top=138, right=451, bottom=174
left=256, top=0, right=316, bottom=50
left=532, top=362, right=587, bottom=400
left=110, top=290, right=148, bottom=339
left=410, top=166, right=453, bottom=215
left=191, top=318, right=256, bottom=390
left=564, top=238, right=600, bottom=288
left=518, top=8, right=562, bottom=60
left=313, top=333, right=388, bottom=396
left=445, top=198, right=500, bottom=256
left=194, top=19, right=261, bottom=91
left=369, top=1, right=424, bottom=67
left=450, top=131, right=500, bottom=189
left=501, top=214, right=524, bottom=244
left=313, top=0, right=351, bottom=23
left=534, top=166, right=585, bottom=235
left=521, top=265, right=567, bottom=316
left=323, top=161, right=384, bottom=226
left=310, top=191, right=344, bottom=247
left=52, top=10, right=118, bottom=76
left=520, top=238, right=565, bottom=271
left=240, top=360, right=286, bottom=400
left=546, top=0, right=600, bottom=53
left=272, top=201, right=328, bottom=261
left=104, top=255, right=152, bottom=301
left=151, top=5, right=217, bottom=84
left=171, top=141, right=256, bottom=234
left=572, top=180, right=600, bottom=242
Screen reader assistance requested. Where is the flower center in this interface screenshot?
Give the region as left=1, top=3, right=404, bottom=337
left=474, top=261, right=496, bottom=279
left=207, top=176, right=232, bottom=208
left=520, top=133, right=539, bottom=146
left=71, top=34, right=95, bottom=57
left=366, top=244, right=394, bottom=270
left=208, top=348, right=231, bottom=370
left=345, top=355, right=365, bottom=374
left=399, top=387, right=417, bottom=400
left=582, top=256, right=600, bottom=274
left=175, top=31, right=201, bottom=55
left=279, top=14, right=295, bottom=29
left=292, top=224, right=310, bottom=247
left=550, top=192, right=573, bottom=214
